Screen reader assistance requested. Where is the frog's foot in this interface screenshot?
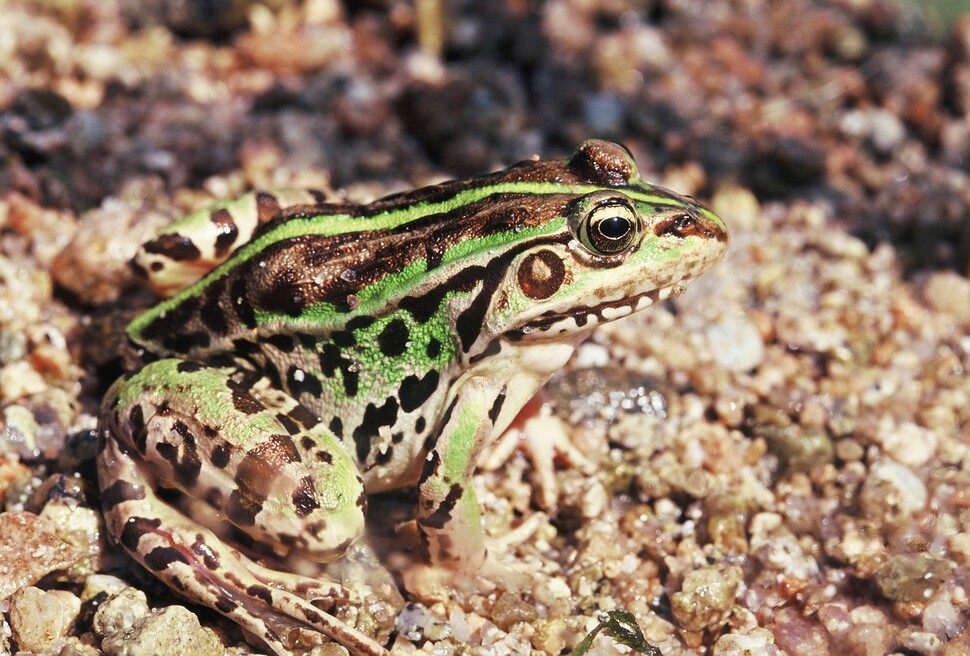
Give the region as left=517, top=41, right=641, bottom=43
left=482, top=396, right=598, bottom=510
left=98, top=434, right=388, bottom=656
left=400, top=550, right=534, bottom=604
left=397, top=514, right=545, bottom=603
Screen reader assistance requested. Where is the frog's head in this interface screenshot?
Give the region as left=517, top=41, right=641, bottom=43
left=472, top=139, right=728, bottom=355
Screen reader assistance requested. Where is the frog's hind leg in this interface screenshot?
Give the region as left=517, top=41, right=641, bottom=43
left=134, top=189, right=330, bottom=296
left=97, top=359, right=385, bottom=655
left=99, top=434, right=387, bottom=655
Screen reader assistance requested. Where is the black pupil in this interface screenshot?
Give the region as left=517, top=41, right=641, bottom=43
left=598, top=216, right=631, bottom=240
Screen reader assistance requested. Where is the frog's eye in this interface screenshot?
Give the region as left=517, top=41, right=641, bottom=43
left=570, top=191, right=640, bottom=256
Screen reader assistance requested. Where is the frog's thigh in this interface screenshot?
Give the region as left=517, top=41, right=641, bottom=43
left=102, top=358, right=365, bottom=560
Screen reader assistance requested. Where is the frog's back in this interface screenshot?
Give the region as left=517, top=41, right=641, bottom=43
left=127, top=143, right=659, bottom=359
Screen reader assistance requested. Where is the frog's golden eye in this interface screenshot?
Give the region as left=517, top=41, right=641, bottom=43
left=570, top=191, right=640, bottom=256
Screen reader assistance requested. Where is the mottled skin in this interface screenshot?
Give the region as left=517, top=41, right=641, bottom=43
left=97, top=140, right=728, bottom=655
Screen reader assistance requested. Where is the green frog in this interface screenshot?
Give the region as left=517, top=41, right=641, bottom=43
left=97, top=140, right=728, bottom=655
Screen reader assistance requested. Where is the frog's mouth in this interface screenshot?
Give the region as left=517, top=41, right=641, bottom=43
left=507, top=283, right=680, bottom=340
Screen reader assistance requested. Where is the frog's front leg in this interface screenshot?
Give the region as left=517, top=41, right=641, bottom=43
left=97, top=359, right=387, bottom=656
left=415, top=376, right=531, bottom=589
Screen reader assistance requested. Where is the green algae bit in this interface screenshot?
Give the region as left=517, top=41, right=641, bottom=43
left=571, top=610, right=663, bottom=656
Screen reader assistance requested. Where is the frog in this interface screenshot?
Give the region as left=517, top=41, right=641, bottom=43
left=96, top=139, right=728, bottom=655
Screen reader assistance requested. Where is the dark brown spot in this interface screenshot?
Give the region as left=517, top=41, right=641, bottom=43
left=418, top=484, right=463, bottom=530
left=287, top=404, right=320, bottom=430
left=292, top=476, right=320, bottom=518
left=191, top=534, right=220, bottom=570
left=263, top=359, right=283, bottom=390
left=399, top=370, right=440, bottom=413
left=517, top=250, right=565, bottom=300
left=264, top=334, right=296, bottom=353
left=343, top=370, right=359, bottom=397
left=330, top=329, right=356, bottom=348
left=230, top=275, right=257, bottom=328
left=226, top=489, right=262, bottom=527
left=277, top=533, right=299, bottom=548
left=211, top=443, right=232, bottom=469
left=227, top=434, right=300, bottom=525
left=276, top=412, right=301, bottom=435
left=374, top=446, right=393, bottom=465
left=232, top=338, right=262, bottom=357
left=230, top=386, right=264, bottom=415
left=211, top=208, right=239, bottom=258
left=352, top=397, right=399, bottom=463
left=215, top=596, right=238, bottom=614
left=247, top=584, right=274, bottom=604
left=420, top=450, right=441, bottom=485
left=377, top=318, right=410, bottom=358
left=251, top=266, right=307, bottom=318
left=318, top=344, right=358, bottom=396
left=203, top=487, right=223, bottom=509
left=144, top=545, right=191, bottom=571
left=119, top=516, right=161, bottom=551
left=294, top=332, right=317, bottom=350
left=319, top=344, right=341, bottom=377
left=129, top=405, right=147, bottom=454
left=488, top=389, right=506, bottom=424
left=142, top=232, right=202, bottom=261
left=302, top=607, right=322, bottom=624
left=346, top=315, right=376, bottom=332
left=101, top=479, right=145, bottom=510
left=158, top=420, right=202, bottom=488
left=255, top=192, right=283, bottom=223
left=287, top=366, right=322, bottom=399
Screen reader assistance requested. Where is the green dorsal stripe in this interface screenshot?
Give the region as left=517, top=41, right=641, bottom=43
left=253, top=182, right=687, bottom=247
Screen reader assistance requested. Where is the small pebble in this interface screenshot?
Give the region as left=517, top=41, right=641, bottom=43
left=92, top=587, right=150, bottom=639
left=860, top=459, right=928, bottom=524
left=876, top=420, right=938, bottom=468
left=8, top=586, right=81, bottom=652
left=875, top=553, right=954, bottom=604
left=921, top=271, right=970, bottom=318
left=0, top=511, right=81, bottom=600
left=671, top=565, right=742, bottom=632
left=706, top=313, right=766, bottom=372
left=713, top=629, right=784, bottom=656
left=100, top=606, right=225, bottom=656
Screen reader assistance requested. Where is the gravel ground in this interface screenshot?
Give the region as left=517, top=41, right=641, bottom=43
left=1, top=1, right=969, bottom=655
